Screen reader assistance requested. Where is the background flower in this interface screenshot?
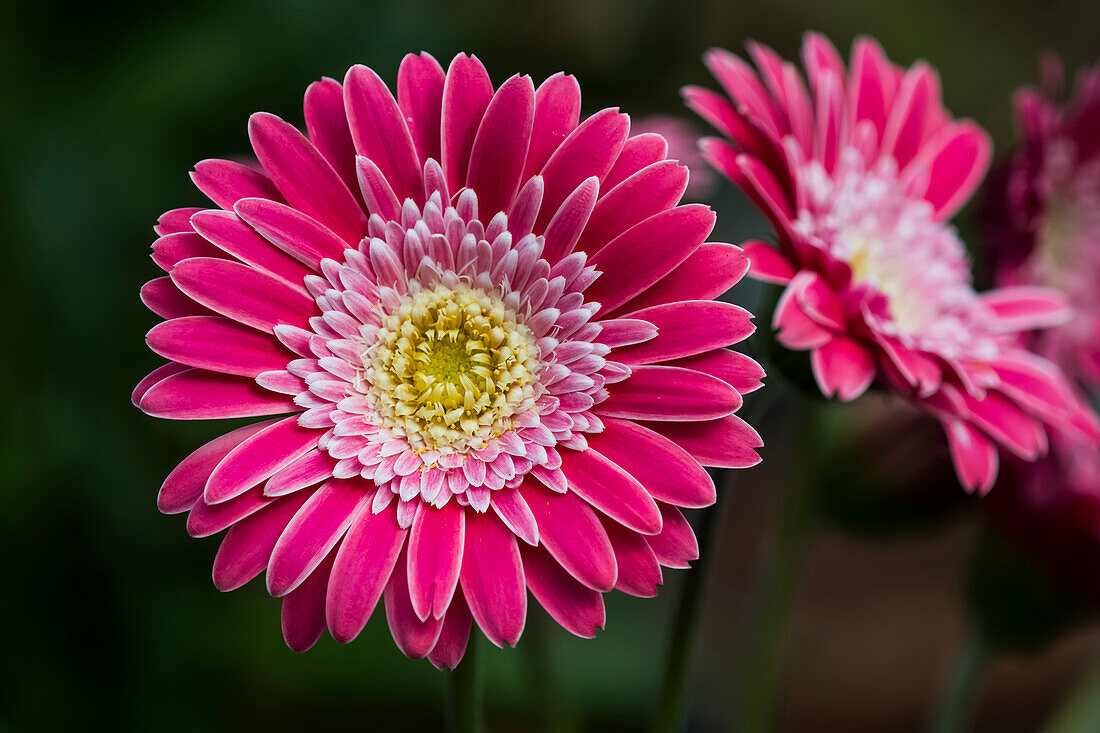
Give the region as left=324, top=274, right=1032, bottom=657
left=134, top=53, right=763, bottom=666
left=686, top=34, right=1098, bottom=494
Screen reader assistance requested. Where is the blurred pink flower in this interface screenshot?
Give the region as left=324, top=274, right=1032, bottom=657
left=134, top=53, right=764, bottom=666
left=630, top=115, right=717, bottom=198
left=686, top=34, right=1097, bottom=494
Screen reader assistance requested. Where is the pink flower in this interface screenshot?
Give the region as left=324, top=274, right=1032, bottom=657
left=134, top=53, right=764, bottom=667
left=685, top=34, right=1097, bottom=494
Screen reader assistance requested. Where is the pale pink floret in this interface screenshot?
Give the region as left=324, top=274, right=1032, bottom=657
left=135, top=53, right=764, bottom=666
left=686, top=34, right=1098, bottom=494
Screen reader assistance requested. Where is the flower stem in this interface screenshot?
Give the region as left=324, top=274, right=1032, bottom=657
left=653, top=475, right=730, bottom=732
left=736, top=406, right=819, bottom=733
left=929, top=628, right=991, bottom=733
left=447, top=636, right=482, bottom=733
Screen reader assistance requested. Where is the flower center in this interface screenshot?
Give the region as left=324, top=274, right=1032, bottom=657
left=364, top=283, right=540, bottom=453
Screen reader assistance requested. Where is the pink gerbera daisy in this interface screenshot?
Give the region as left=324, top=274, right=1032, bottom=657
left=134, top=52, right=764, bottom=667
left=685, top=34, right=1097, bottom=494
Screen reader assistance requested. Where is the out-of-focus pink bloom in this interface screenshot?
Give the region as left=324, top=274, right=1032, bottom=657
left=631, top=115, right=717, bottom=198
left=134, top=53, right=764, bottom=666
left=685, top=34, right=1098, bottom=494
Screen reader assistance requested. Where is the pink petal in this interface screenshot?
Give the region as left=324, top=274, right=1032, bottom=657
left=155, top=207, right=203, bottom=236
left=587, top=418, right=715, bottom=509
left=558, top=448, right=662, bottom=534
left=265, top=448, right=338, bottom=497
left=157, top=420, right=274, bottom=514
left=979, top=286, right=1071, bottom=332
left=385, top=545, right=446, bottom=658
left=248, top=112, right=367, bottom=246
left=213, top=489, right=313, bottom=591
left=595, top=318, right=658, bottom=348
left=522, top=480, right=617, bottom=592
left=186, top=485, right=277, bottom=538
left=343, top=64, right=423, bottom=204
left=133, top=361, right=190, bottom=408
left=741, top=240, right=796, bottom=284
left=140, top=277, right=212, bottom=320
left=206, top=415, right=320, bottom=504
left=521, top=545, right=605, bottom=639
left=772, top=278, right=834, bottom=350
left=536, top=108, right=631, bottom=231
left=146, top=316, right=292, bottom=378
left=267, top=478, right=371, bottom=597
left=190, top=209, right=313, bottom=289
left=459, top=509, right=526, bottom=648
left=326, top=500, right=407, bottom=643
left=643, top=415, right=763, bottom=469
left=596, top=365, right=740, bottom=421
left=645, top=503, right=698, bottom=569
left=602, top=132, right=668, bottom=192
left=613, top=301, right=754, bottom=364
left=542, top=176, right=599, bottom=263
left=304, top=77, right=362, bottom=206
left=427, top=589, right=473, bottom=670
left=281, top=546, right=336, bottom=653
left=810, top=337, right=876, bottom=402
left=397, top=52, right=446, bottom=165
left=234, top=197, right=350, bottom=271
left=170, top=257, right=316, bottom=333
left=576, top=160, right=688, bottom=256
left=490, top=489, right=539, bottom=546
left=523, top=72, right=582, bottom=181
left=943, top=419, right=998, bottom=495
left=191, top=159, right=283, bottom=210
left=616, top=243, right=749, bottom=314
left=408, top=501, right=465, bottom=621
left=139, top=368, right=296, bottom=420
left=587, top=204, right=715, bottom=316
left=441, top=53, right=494, bottom=194
left=905, top=121, right=991, bottom=220
left=151, top=232, right=225, bottom=271
left=466, top=74, right=536, bottom=218
left=603, top=519, right=662, bottom=597
left=666, top=349, right=766, bottom=395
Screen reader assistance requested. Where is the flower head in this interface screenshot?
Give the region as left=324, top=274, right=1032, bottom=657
left=135, top=53, right=764, bottom=666
left=686, top=34, right=1097, bottom=494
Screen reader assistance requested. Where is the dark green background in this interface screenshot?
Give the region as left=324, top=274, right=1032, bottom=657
left=2, top=1, right=1097, bottom=730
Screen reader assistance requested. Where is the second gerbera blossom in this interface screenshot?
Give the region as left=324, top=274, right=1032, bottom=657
left=135, top=52, right=764, bottom=667
left=686, top=34, right=1097, bottom=493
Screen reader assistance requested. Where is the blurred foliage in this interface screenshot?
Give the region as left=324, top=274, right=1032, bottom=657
left=2, top=0, right=1099, bottom=730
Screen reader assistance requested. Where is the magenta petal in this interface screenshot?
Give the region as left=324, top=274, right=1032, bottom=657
left=191, top=159, right=283, bottom=211
left=614, top=301, right=754, bottom=364
left=772, top=278, right=834, bottom=349
left=459, top=510, right=526, bottom=648
left=490, top=489, right=539, bottom=546
left=265, top=448, right=338, bottom=497
left=616, top=243, right=749, bottom=314
left=603, top=518, right=663, bottom=597
left=441, top=54, right=494, bottom=194
left=644, top=503, right=698, bottom=569
left=234, top=197, right=349, bottom=271
left=667, top=349, right=766, bottom=395
left=576, top=160, right=688, bottom=256
left=133, top=361, right=190, bottom=408
left=146, top=316, right=292, bottom=378
left=186, top=485, right=278, bottom=538
left=603, top=133, right=668, bottom=192
left=206, top=415, right=320, bottom=504
left=521, top=545, right=605, bottom=639
left=466, top=74, right=536, bottom=218
left=213, top=490, right=313, bottom=591
left=281, top=547, right=336, bottom=653
left=267, top=479, right=371, bottom=597
left=523, top=480, right=617, bottom=592
left=385, top=545, right=446, bottom=658
left=407, top=501, right=465, bottom=621
left=558, top=448, right=662, bottom=534
left=139, top=367, right=296, bottom=420
left=326, top=500, right=407, bottom=643
left=190, top=209, right=313, bottom=289
left=644, top=415, right=763, bottom=469
left=596, top=365, right=740, bottom=421
left=810, top=337, right=876, bottom=401
left=587, top=205, right=715, bottom=315
left=542, top=176, right=599, bottom=263
left=397, top=52, right=446, bottom=165
left=157, top=420, right=274, bottom=514
left=960, top=391, right=1047, bottom=461
left=427, top=589, right=473, bottom=670
left=943, top=419, right=998, bottom=495
left=910, top=121, right=992, bottom=221
left=536, top=108, right=631, bottom=231
left=248, top=112, right=367, bottom=246
left=523, top=73, right=582, bottom=181
left=140, top=277, right=212, bottom=320
left=343, top=65, right=423, bottom=203
left=155, top=207, right=203, bottom=236
left=151, top=232, right=225, bottom=271
left=587, top=418, right=715, bottom=509
left=171, top=256, right=316, bottom=333
left=304, top=77, right=362, bottom=205
left=979, top=286, right=1072, bottom=332
left=741, top=240, right=796, bottom=284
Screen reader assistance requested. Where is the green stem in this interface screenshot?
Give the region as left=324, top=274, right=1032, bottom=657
left=653, top=487, right=728, bottom=732
left=929, top=628, right=991, bottom=733
left=736, top=407, right=819, bottom=733
left=447, top=635, right=482, bottom=733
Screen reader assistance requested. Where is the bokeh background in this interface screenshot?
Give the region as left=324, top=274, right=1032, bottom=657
left=3, top=0, right=1100, bottom=730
